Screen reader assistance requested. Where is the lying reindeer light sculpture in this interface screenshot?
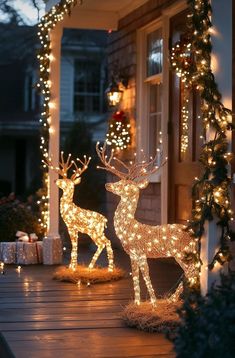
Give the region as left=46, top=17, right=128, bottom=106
left=96, top=142, right=198, bottom=306
left=46, top=152, right=114, bottom=271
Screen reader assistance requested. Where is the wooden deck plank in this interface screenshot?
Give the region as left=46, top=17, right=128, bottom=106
left=4, top=328, right=174, bottom=358
left=0, top=249, right=176, bottom=357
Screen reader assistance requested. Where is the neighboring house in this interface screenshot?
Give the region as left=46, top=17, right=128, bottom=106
left=60, top=29, right=108, bottom=143
left=44, top=0, right=234, bottom=286
left=0, top=23, right=108, bottom=196
left=0, top=23, right=41, bottom=196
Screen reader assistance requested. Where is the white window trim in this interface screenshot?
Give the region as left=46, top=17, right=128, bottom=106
left=136, top=1, right=188, bottom=224
left=136, top=18, right=166, bottom=184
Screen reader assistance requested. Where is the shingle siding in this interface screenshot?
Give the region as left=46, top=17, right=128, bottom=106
left=60, top=56, right=74, bottom=121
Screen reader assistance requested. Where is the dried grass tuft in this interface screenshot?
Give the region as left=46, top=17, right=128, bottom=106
left=121, top=300, right=181, bottom=333
left=53, top=265, right=125, bottom=284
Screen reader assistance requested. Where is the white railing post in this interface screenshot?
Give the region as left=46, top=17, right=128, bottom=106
left=200, top=0, right=232, bottom=293
left=43, top=25, right=63, bottom=265
left=200, top=221, right=221, bottom=295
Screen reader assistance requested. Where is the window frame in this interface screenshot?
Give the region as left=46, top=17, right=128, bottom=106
left=137, top=18, right=166, bottom=183
left=136, top=2, right=188, bottom=225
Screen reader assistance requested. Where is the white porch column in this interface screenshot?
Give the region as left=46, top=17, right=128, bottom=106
left=200, top=0, right=232, bottom=294
left=43, top=25, right=63, bottom=265
left=200, top=221, right=221, bottom=295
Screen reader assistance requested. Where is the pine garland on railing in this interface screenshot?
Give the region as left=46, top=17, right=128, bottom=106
left=171, top=0, right=234, bottom=270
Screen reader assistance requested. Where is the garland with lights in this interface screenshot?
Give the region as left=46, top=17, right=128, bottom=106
left=171, top=0, right=234, bottom=270
left=171, top=38, right=194, bottom=156
left=37, top=0, right=83, bottom=234
left=106, top=110, right=131, bottom=150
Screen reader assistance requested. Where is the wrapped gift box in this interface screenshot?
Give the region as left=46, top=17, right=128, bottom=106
left=0, top=242, right=43, bottom=264
left=16, top=242, right=43, bottom=265
left=0, top=242, right=16, bottom=264
left=43, top=236, right=62, bottom=265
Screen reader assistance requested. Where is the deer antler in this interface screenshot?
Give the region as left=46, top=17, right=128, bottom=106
left=71, top=155, right=91, bottom=181
left=96, top=142, right=128, bottom=179
left=43, top=152, right=73, bottom=178
left=96, top=142, right=167, bottom=181
left=43, top=152, right=91, bottom=181
left=128, top=152, right=167, bottom=180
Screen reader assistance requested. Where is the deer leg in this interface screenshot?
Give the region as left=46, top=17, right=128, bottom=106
left=139, top=256, right=157, bottom=306
left=69, top=230, right=78, bottom=270
left=104, top=239, right=114, bottom=271
left=130, top=255, right=141, bottom=305
left=168, top=259, right=198, bottom=302
left=89, top=243, right=105, bottom=269
left=166, top=259, right=185, bottom=302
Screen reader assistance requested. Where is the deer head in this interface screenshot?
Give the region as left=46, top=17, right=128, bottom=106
left=44, top=152, right=91, bottom=194
left=96, top=142, right=166, bottom=199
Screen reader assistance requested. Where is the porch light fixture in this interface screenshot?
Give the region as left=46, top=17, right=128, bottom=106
left=106, top=75, right=128, bottom=107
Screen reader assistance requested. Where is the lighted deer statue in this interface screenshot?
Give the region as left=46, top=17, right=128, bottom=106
left=46, top=152, right=114, bottom=271
left=96, top=142, right=198, bottom=306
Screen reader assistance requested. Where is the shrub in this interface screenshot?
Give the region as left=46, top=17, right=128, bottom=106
left=173, top=274, right=235, bottom=358
left=0, top=194, right=42, bottom=242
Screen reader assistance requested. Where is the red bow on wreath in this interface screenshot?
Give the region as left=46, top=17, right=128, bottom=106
left=112, top=111, right=125, bottom=121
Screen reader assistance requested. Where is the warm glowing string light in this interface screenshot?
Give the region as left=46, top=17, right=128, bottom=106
left=45, top=152, right=114, bottom=271
left=170, top=0, right=233, bottom=270
left=97, top=142, right=198, bottom=306
left=37, top=0, right=83, bottom=234
left=171, top=40, right=193, bottom=155
left=106, top=111, right=131, bottom=150
left=180, top=93, right=190, bottom=154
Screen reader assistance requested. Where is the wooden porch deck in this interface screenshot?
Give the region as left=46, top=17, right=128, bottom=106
left=0, top=248, right=180, bottom=358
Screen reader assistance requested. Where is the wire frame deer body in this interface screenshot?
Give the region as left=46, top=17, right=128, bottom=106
left=96, top=143, right=198, bottom=305
left=46, top=153, right=114, bottom=271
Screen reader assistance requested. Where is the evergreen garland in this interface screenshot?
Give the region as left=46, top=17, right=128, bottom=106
left=37, top=0, right=82, bottom=233
left=171, top=0, right=234, bottom=270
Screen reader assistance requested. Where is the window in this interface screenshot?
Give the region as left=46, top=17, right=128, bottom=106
left=74, top=60, right=104, bottom=114
left=147, top=28, right=163, bottom=77
left=137, top=23, right=164, bottom=171
left=149, top=83, right=162, bottom=158
left=24, top=70, right=39, bottom=112
left=146, top=27, right=163, bottom=160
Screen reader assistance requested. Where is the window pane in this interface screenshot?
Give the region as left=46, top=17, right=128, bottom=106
left=149, top=114, right=162, bottom=158
left=74, top=60, right=102, bottom=113
left=74, top=95, right=85, bottom=112
left=147, top=28, right=163, bottom=77
left=92, top=96, right=100, bottom=111
left=148, top=83, right=162, bottom=160
left=149, top=83, right=162, bottom=114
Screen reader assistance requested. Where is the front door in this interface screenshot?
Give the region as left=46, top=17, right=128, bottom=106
left=168, top=10, right=202, bottom=224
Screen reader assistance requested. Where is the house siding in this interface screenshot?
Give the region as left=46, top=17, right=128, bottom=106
left=106, top=0, right=178, bottom=246
left=60, top=56, right=74, bottom=121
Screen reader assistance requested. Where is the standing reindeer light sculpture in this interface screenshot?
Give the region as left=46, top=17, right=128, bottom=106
left=96, top=142, right=198, bottom=306
left=46, top=152, right=114, bottom=272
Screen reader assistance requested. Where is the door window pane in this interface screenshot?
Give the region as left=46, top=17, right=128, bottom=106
left=147, top=28, right=163, bottom=77
left=149, top=83, right=162, bottom=159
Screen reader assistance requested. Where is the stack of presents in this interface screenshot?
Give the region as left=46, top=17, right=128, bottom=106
left=0, top=231, right=43, bottom=265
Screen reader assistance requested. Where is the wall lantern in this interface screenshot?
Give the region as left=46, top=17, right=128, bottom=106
left=106, top=74, right=128, bottom=107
